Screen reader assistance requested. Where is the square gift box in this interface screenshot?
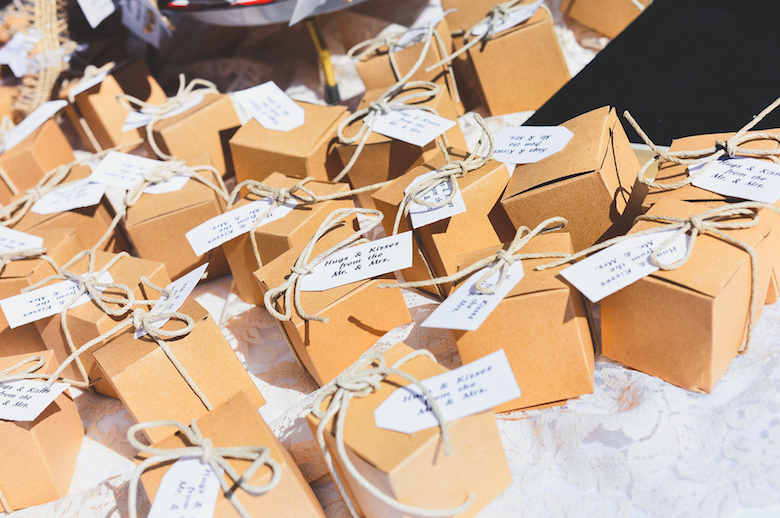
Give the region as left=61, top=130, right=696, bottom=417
left=559, top=0, right=652, bottom=39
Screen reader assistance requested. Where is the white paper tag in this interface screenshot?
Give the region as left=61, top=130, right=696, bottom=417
left=2, top=100, right=68, bottom=153
left=393, top=9, right=457, bottom=51
left=232, top=81, right=305, bottom=132
left=31, top=179, right=107, bottom=215
left=0, top=30, right=41, bottom=78
left=0, top=227, right=44, bottom=254
left=493, top=126, right=573, bottom=165
left=143, top=174, right=190, bottom=194
left=0, top=272, right=114, bottom=329
left=119, top=0, right=172, bottom=49
left=121, top=94, right=204, bottom=132
left=69, top=70, right=111, bottom=98
left=690, top=157, right=780, bottom=204
left=560, top=230, right=690, bottom=303
left=373, top=109, right=456, bottom=148
left=76, top=0, right=116, bottom=29
left=404, top=171, right=467, bottom=228
left=299, top=232, right=413, bottom=292
left=471, top=0, right=543, bottom=37
left=135, top=263, right=208, bottom=338
left=88, top=151, right=188, bottom=193
left=0, top=380, right=70, bottom=422
left=147, top=457, right=222, bottom=518
left=185, top=198, right=297, bottom=256
left=374, top=349, right=521, bottom=434
left=422, top=261, right=524, bottom=331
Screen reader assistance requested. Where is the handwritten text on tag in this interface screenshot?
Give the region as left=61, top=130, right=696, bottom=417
left=232, top=81, right=305, bottom=132
left=493, top=126, right=573, bottom=165
left=404, top=171, right=467, bottom=228
left=0, top=380, right=70, bottom=422
left=0, top=227, right=43, bottom=254
left=2, top=100, right=68, bottom=153
left=690, top=157, right=780, bottom=204
left=31, top=179, right=107, bottom=215
left=146, top=457, right=222, bottom=518
left=373, top=109, right=456, bottom=147
left=135, top=263, right=208, bottom=338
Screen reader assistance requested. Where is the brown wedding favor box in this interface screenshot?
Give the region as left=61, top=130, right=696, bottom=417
left=138, top=391, right=324, bottom=517
left=0, top=351, right=83, bottom=511
left=34, top=251, right=170, bottom=392
left=333, top=84, right=467, bottom=208
left=372, top=149, right=513, bottom=298
left=452, top=233, right=594, bottom=412
left=601, top=198, right=779, bottom=393
left=560, top=0, right=651, bottom=39
left=92, top=297, right=266, bottom=443
left=254, top=215, right=411, bottom=386
left=60, top=60, right=166, bottom=153
left=307, top=342, right=512, bottom=518
left=501, top=106, right=640, bottom=251
left=230, top=102, right=348, bottom=183
left=222, top=173, right=354, bottom=305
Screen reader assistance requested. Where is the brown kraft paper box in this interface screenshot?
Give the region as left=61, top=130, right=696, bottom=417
left=601, top=198, right=779, bottom=393
left=254, top=215, right=412, bottom=386
left=0, top=350, right=84, bottom=511
left=92, top=297, right=266, bottom=443
left=0, top=228, right=83, bottom=359
left=560, top=0, right=652, bottom=39
left=230, top=102, right=349, bottom=183
left=222, top=173, right=354, bottom=305
left=332, top=84, right=467, bottom=209
left=60, top=60, right=166, bottom=153
left=34, top=251, right=171, bottom=393
left=306, top=342, right=512, bottom=518
left=0, top=119, right=75, bottom=207
left=372, top=149, right=513, bottom=298
left=501, top=106, right=640, bottom=251
left=452, top=232, right=594, bottom=412
left=137, top=390, right=324, bottom=518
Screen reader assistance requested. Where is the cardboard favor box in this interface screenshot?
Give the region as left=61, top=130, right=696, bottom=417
left=0, top=119, right=75, bottom=207
left=254, top=215, right=411, bottom=386
left=34, top=251, right=170, bottom=391
left=501, top=106, right=640, bottom=251
left=0, top=351, right=83, bottom=511
left=92, top=297, right=266, bottom=443
left=137, top=391, right=324, bottom=518
left=230, top=102, right=348, bottom=183
left=307, top=342, right=512, bottom=518
left=61, top=61, right=166, bottom=153
left=452, top=233, right=594, bottom=412
left=372, top=149, right=513, bottom=298
left=601, top=198, right=779, bottom=393
left=222, top=173, right=354, bottom=305
left=560, top=0, right=651, bottom=39
left=0, top=229, right=83, bottom=359
left=333, top=85, right=467, bottom=209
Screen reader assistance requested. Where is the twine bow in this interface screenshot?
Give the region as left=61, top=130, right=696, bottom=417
left=381, top=217, right=569, bottom=293
left=117, top=74, right=218, bottom=161
left=625, top=95, right=780, bottom=191
left=127, top=418, right=282, bottom=518
left=0, top=115, right=19, bottom=196
left=311, top=348, right=476, bottom=518
left=539, top=202, right=780, bottom=354
left=67, top=61, right=115, bottom=103
left=263, top=208, right=383, bottom=324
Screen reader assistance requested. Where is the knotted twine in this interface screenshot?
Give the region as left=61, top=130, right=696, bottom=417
left=0, top=115, right=20, bottom=196
left=263, top=207, right=383, bottom=324
left=625, top=95, right=780, bottom=191
left=311, top=348, right=476, bottom=518
left=538, top=202, right=780, bottom=354
left=117, top=74, right=218, bottom=161
left=0, top=246, right=57, bottom=273
left=127, top=419, right=282, bottom=518
left=380, top=216, right=569, bottom=293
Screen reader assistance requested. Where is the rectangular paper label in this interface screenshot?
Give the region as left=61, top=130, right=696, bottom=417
left=232, top=81, right=305, bottom=132
left=0, top=272, right=114, bottom=329
left=119, top=0, right=172, bottom=49
left=31, top=179, right=107, bottom=215
left=560, top=230, right=690, bottom=303
left=88, top=151, right=188, bottom=193
left=374, top=349, right=521, bottom=434
left=2, top=100, right=68, bottom=153
left=690, top=157, right=780, bottom=204
left=373, top=109, right=456, bottom=147
left=0, top=30, right=41, bottom=78
left=185, top=198, right=296, bottom=256
left=299, top=232, right=413, bottom=292
left=470, top=0, right=542, bottom=36
left=146, top=457, right=222, bottom=518
left=493, top=126, right=574, bottom=165
left=404, top=170, right=467, bottom=228
left=135, top=263, right=208, bottom=338
left=143, top=174, right=190, bottom=195
left=0, top=227, right=44, bottom=253
left=121, top=94, right=204, bottom=132
left=0, top=380, right=70, bottom=422
left=76, top=0, right=116, bottom=29
left=422, top=261, right=525, bottom=331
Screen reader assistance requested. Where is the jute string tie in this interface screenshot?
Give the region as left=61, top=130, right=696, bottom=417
left=311, top=348, right=476, bottom=518
left=0, top=115, right=19, bottom=196
left=625, top=95, right=780, bottom=191
left=0, top=246, right=55, bottom=272
left=67, top=61, right=115, bottom=103
left=127, top=419, right=282, bottom=518
left=263, top=207, right=383, bottom=324
left=538, top=202, right=780, bottom=354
